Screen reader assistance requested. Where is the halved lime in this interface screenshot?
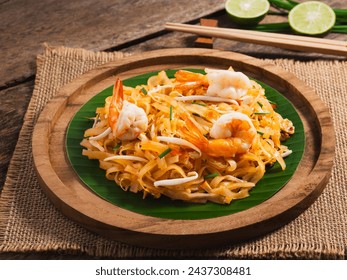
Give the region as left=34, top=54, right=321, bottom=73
left=289, top=1, right=336, bottom=35
left=225, top=0, right=270, bottom=26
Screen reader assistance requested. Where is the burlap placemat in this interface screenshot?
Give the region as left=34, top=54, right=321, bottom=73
left=0, top=45, right=346, bottom=259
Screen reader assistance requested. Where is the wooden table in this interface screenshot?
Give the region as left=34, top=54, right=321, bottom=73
left=0, top=0, right=346, bottom=258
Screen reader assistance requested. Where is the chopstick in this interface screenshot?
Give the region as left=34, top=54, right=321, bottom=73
left=165, top=22, right=347, bottom=57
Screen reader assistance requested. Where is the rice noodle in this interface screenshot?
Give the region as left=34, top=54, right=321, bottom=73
left=148, top=85, right=173, bottom=95
left=89, top=127, right=111, bottom=140
left=89, top=139, right=105, bottom=152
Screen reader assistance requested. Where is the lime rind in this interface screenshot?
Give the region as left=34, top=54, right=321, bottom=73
left=225, top=0, right=270, bottom=26
left=288, top=1, right=336, bottom=35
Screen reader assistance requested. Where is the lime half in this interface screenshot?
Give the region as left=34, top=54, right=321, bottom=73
left=225, top=0, right=270, bottom=26
left=289, top=1, right=336, bottom=35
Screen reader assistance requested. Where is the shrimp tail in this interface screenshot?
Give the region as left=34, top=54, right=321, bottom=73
left=112, top=78, right=123, bottom=111
left=108, top=78, right=123, bottom=129
left=174, top=70, right=209, bottom=92
left=174, top=70, right=207, bottom=84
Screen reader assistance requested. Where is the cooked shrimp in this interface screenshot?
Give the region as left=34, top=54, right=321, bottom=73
left=108, top=78, right=148, bottom=141
left=205, top=68, right=251, bottom=100
left=179, top=112, right=256, bottom=157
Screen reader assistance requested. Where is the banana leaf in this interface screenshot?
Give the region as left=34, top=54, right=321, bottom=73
left=66, top=69, right=305, bottom=220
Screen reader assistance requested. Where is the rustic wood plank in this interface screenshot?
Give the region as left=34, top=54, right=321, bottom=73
left=0, top=0, right=224, bottom=88
left=1, top=0, right=345, bottom=88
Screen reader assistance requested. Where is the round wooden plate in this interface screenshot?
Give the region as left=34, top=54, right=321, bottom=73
left=32, top=48, right=334, bottom=249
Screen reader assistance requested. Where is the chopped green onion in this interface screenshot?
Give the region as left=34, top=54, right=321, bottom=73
left=204, top=172, right=219, bottom=179
left=141, top=87, right=148, bottom=95
left=158, top=148, right=172, bottom=159
left=257, top=130, right=264, bottom=136
left=169, top=105, right=173, bottom=120
left=257, top=101, right=263, bottom=108
left=192, top=101, right=207, bottom=107
left=254, top=112, right=271, bottom=115
left=113, top=143, right=121, bottom=151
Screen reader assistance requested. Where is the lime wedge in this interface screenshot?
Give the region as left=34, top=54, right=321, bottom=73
left=225, top=0, right=270, bottom=26
left=289, top=1, right=336, bottom=35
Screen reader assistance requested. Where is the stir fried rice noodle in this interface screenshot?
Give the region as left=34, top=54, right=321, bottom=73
left=81, top=68, right=295, bottom=204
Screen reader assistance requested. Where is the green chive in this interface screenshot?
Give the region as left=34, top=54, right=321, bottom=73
left=169, top=105, right=173, bottom=120
left=254, top=22, right=347, bottom=33
left=268, top=0, right=296, bottom=10
left=332, top=25, right=347, bottom=33
left=192, top=101, right=207, bottom=107
left=287, top=0, right=299, bottom=5
left=141, top=87, right=148, bottom=95
left=252, top=22, right=291, bottom=33
left=204, top=172, right=219, bottom=179
left=257, top=101, right=263, bottom=108
left=267, top=11, right=289, bottom=16
left=335, top=12, right=347, bottom=24
left=158, top=148, right=172, bottom=159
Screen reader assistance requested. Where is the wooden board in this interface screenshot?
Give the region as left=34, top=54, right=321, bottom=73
left=0, top=0, right=224, bottom=88
left=32, top=48, right=334, bottom=249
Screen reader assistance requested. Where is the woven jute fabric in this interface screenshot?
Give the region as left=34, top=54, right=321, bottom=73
left=0, top=45, right=346, bottom=259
